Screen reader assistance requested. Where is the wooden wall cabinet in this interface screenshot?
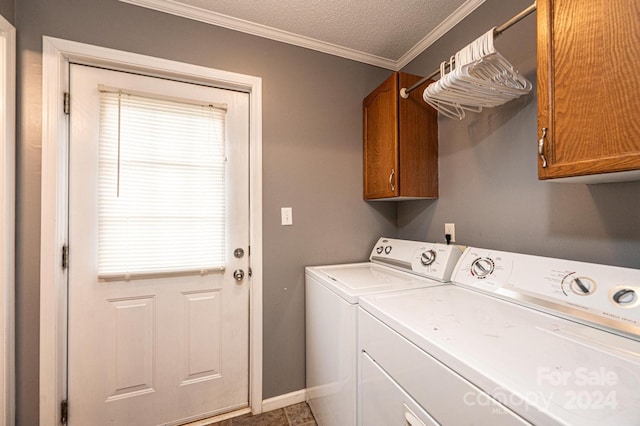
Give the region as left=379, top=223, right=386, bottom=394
left=363, top=72, right=438, bottom=200
left=537, top=0, right=640, bottom=182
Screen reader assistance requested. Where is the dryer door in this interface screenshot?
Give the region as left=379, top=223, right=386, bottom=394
left=359, top=352, right=438, bottom=426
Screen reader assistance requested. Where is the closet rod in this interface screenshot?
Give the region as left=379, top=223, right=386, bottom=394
left=400, top=2, right=537, bottom=99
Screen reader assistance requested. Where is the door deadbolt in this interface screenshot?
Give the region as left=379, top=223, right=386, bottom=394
left=234, top=248, right=245, bottom=258
left=233, top=269, right=245, bottom=282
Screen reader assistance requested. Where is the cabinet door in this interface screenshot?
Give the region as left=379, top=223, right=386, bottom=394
left=363, top=73, right=398, bottom=199
left=537, top=0, right=640, bottom=180
left=398, top=73, right=438, bottom=198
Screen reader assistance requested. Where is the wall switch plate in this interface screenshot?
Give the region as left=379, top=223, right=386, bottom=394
left=445, top=223, right=455, bottom=242
left=281, top=207, right=293, bottom=226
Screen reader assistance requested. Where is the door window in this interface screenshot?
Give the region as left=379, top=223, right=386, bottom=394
left=98, top=89, right=227, bottom=278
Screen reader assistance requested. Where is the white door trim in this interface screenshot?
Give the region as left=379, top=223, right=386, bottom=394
left=0, top=13, right=15, bottom=426
left=40, top=36, right=263, bottom=424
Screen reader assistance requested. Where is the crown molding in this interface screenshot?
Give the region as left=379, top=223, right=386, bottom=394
left=120, top=0, right=485, bottom=71
left=119, top=0, right=398, bottom=69
left=396, top=0, right=486, bottom=69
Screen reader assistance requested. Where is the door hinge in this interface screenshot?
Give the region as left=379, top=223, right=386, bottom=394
left=61, top=399, right=68, bottom=424
left=62, top=245, right=69, bottom=270
left=63, top=92, right=70, bottom=115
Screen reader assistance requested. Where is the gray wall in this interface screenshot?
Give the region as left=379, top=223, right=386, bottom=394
left=399, top=0, right=640, bottom=269
left=15, top=0, right=395, bottom=423
left=14, top=0, right=640, bottom=424
left=0, top=0, right=13, bottom=24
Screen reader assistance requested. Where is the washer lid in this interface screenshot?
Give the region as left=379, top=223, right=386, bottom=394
left=307, top=263, right=442, bottom=304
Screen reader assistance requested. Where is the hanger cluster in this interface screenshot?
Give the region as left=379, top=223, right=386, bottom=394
left=422, top=28, right=532, bottom=120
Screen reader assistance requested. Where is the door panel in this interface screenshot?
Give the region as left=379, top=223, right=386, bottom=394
left=107, top=296, right=155, bottom=401
left=68, top=64, right=250, bottom=425
left=181, top=290, right=222, bottom=384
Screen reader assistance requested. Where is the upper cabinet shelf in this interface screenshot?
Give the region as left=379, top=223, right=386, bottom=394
left=363, top=72, right=438, bottom=200
left=537, top=0, right=640, bottom=183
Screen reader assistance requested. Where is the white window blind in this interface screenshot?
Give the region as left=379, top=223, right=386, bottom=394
left=98, top=88, right=227, bottom=278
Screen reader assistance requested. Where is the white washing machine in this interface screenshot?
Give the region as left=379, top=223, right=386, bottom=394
left=358, top=247, right=640, bottom=425
left=305, top=237, right=464, bottom=426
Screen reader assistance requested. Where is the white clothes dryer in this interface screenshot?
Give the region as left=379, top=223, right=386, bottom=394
left=305, top=237, right=463, bottom=426
left=358, top=247, right=640, bottom=425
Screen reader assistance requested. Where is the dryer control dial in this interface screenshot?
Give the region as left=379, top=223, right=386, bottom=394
left=611, top=288, right=637, bottom=307
left=420, top=250, right=436, bottom=266
left=471, top=257, right=495, bottom=278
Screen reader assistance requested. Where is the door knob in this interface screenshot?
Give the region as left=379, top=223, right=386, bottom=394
left=233, top=269, right=245, bottom=282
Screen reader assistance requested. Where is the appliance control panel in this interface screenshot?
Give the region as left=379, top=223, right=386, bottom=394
left=453, top=247, right=640, bottom=340
left=370, top=237, right=464, bottom=282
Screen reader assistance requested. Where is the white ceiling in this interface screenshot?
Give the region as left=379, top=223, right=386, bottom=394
left=120, top=0, right=486, bottom=70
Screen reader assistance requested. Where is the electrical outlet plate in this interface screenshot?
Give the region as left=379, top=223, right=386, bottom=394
left=445, top=223, right=455, bottom=242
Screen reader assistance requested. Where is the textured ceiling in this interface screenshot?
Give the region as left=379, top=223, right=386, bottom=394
left=120, top=0, right=486, bottom=70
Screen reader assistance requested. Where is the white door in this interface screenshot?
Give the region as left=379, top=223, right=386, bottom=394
left=67, top=64, right=250, bottom=425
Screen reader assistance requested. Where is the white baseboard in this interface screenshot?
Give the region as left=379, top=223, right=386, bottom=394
left=262, top=389, right=308, bottom=413
left=181, top=407, right=251, bottom=426
left=183, top=389, right=308, bottom=425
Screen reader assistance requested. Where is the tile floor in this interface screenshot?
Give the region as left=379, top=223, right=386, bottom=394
left=207, top=402, right=317, bottom=426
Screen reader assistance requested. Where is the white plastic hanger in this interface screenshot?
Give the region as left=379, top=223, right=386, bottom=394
left=422, top=28, right=531, bottom=119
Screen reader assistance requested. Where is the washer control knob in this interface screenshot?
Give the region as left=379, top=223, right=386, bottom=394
left=570, top=277, right=595, bottom=295
left=612, top=288, right=637, bottom=306
left=376, top=246, right=384, bottom=254
left=471, top=257, right=495, bottom=278
left=384, top=246, right=392, bottom=255
left=420, top=250, right=437, bottom=266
